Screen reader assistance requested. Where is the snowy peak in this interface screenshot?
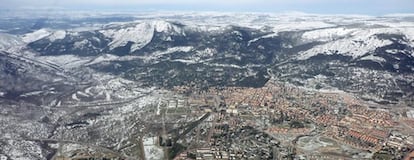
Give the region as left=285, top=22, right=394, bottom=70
left=151, top=20, right=183, bottom=33
left=21, top=29, right=51, bottom=43
left=22, top=29, right=66, bottom=43
left=25, top=20, right=189, bottom=56
left=101, top=22, right=155, bottom=52
left=297, top=27, right=414, bottom=60
left=48, top=30, right=66, bottom=41
left=100, top=20, right=184, bottom=52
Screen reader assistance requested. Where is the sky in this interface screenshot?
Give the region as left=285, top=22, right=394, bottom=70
left=0, top=0, right=413, bottom=15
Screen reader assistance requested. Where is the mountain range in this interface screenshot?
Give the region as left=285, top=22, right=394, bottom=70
left=0, top=13, right=411, bottom=105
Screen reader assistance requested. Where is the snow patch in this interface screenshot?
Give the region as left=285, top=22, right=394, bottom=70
left=360, top=55, right=386, bottom=63
left=73, top=39, right=89, bottom=49
left=272, top=21, right=335, bottom=33
left=301, top=28, right=356, bottom=42
left=298, top=28, right=394, bottom=59
left=393, top=64, right=400, bottom=70
left=385, top=49, right=399, bottom=54
left=21, top=29, right=51, bottom=43
left=48, top=30, right=66, bottom=41
left=20, top=91, right=44, bottom=97
left=152, top=20, right=181, bottom=33
left=170, top=59, right=197, bottom=64
left=37, top=55, right=91, bottom=69
left=407, top=110, right=414, bottom=119
left=141, top=46, right=193, bottom=61
left=152, top=46, right=193, bottom=57
left=248, top=33, right=278, bottom=46
left=85, top=54, right=120, bottom=66
left=72, top=93, right=80, bottom=101
left=0, top=33, right=24, bottom=51
left=195, top=47, right=217, bottom=57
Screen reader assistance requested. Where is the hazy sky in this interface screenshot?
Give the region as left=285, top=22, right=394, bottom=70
left=1, top=0, right=413, bottom=15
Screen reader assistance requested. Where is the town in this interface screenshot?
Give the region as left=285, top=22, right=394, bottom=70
left=163, top=80, right=414, bottom=159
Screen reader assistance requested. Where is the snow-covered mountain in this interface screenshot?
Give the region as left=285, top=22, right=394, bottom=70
left=2, top=12, right=414, bottom=104
left=100, top=21, right=184, bottom=53
left=0, top=33, right=24, bottom=52
left=298, top=27, right=414, bottom=59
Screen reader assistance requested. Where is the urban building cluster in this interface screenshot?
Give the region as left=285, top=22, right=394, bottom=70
left=171, top=81, right=414, bottom=159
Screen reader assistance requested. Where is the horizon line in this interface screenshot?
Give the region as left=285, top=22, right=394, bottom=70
left=1, top=8, right=414, bottom=17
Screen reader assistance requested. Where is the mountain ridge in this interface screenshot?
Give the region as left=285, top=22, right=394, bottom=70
left=1, top=14, right=414, bottom=105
